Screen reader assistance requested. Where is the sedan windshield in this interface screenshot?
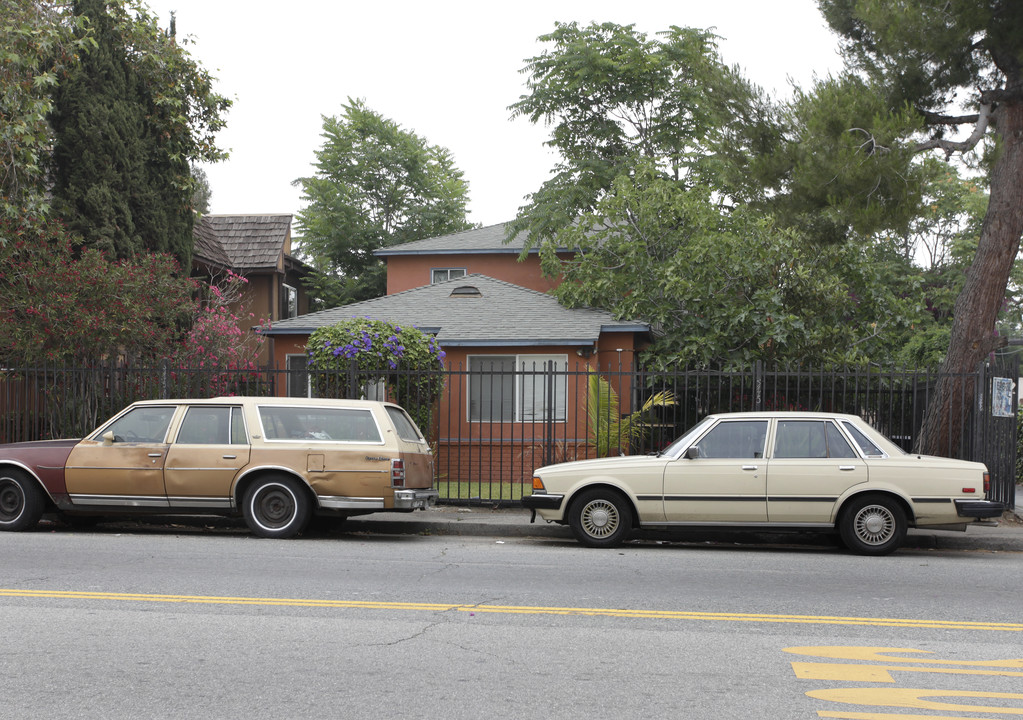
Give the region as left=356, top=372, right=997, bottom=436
left=660, top=416, right=716, bottom=458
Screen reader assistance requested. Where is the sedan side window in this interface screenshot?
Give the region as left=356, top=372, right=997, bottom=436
left=695, top=420, right=768, bottom=458
left=774, top=420, right=858, bottom=458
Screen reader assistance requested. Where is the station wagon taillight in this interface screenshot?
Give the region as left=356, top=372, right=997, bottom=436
left=983, top=471, right=990, bottom=494
left=391, top=458, right=405, bottom=487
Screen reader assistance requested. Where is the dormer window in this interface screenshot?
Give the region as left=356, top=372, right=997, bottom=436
left=431, top=268, right=466, bottom=283
left=450, top=286, right=482, bottom=298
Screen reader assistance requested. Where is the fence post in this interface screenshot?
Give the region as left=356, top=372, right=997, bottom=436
left=754, top=360, right=764, bottom=411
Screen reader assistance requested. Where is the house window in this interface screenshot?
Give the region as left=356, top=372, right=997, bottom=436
left=282, top=284, right=298, bottom=319
left=432, top=268, right=466, bottom=284
left=468, top=354, right=567, bottom=422
left=286, top=354, right=309, bottom=398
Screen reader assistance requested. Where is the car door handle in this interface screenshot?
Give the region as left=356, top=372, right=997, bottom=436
left=742, top=465, right=758, bottom=471
left=223, top=455, right=237, bottom=460
left=839, top=465, right=857, bottom=471
left=148, top=453, right=163, bottom=458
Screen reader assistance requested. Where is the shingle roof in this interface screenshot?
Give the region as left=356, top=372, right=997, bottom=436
left=374, top=222, right=572, bottom=257
left=263, top=274, right=648, bottom=346
left=192, top=214, right=292, bottom=271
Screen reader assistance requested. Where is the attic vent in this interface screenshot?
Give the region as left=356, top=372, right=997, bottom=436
left=450, top=285, right=482, bottom=298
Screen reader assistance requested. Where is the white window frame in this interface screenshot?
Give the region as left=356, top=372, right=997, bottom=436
left=282, top=284, right=299, bottom=319
left=467, top=354, right=568, bottom=423
left=431, top=267, right=467, bottom=284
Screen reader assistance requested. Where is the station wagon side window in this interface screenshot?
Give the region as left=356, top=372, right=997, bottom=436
left=385, top=406, right=424, bottom=442
left=94, top=406, right=175, bottom=443
left=258, top=406, right=383, bottom=443
left=840, top=421, right=886, bottom=457
left=176, top=406, right=247, bottom=445
left=773, top=420, right=857, bottom=458
left=695, top=420, right=768, bottom=458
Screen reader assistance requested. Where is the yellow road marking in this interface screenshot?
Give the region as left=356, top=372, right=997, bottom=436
left=1, top=588, right=1021, bottom=631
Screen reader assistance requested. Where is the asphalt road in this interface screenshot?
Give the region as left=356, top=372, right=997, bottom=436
left=1, top=523, right=1020, bottom=719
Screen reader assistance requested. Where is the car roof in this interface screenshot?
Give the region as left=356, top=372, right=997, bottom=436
left=707, top=411, right=862, bottom=421
left=127, top=397, right=398, bottom=408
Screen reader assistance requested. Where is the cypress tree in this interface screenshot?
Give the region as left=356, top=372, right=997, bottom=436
left=49, top=0, right=193, bottom=265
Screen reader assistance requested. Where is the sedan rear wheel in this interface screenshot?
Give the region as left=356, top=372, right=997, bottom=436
left=0, top=469, right=46, bottom=532
left=242, top=476, right=311, bottom=539
left=568, top=488, right=633, bottom=548
left=839, top=494, right=907, bottom=556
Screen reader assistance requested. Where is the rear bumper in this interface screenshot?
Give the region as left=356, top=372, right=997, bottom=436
left=954, top=499, right=1005, bottom=519
left=393, top=489, right=439, bottom=510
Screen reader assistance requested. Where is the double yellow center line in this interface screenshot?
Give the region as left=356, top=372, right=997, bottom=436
left=1, top=588, right=1020, bottom=632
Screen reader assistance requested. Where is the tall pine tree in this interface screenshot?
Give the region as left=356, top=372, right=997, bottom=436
left=49, top=0, right=194, bottom=264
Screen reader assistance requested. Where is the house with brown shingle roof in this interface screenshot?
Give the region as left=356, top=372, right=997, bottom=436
left=192, top=214, right=313, bottom=361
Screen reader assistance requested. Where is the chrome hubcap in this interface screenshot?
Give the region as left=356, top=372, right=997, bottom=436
left=854, top=504, right=895, bottom=545
left=581, top=500, right=619, bottom=538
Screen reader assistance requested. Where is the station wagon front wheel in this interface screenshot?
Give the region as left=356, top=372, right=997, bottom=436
left=242, top=476, right=311, bottom=539
left=568, top=488, right=633, bottom=548
left=0, top=469, right=45, bottom=532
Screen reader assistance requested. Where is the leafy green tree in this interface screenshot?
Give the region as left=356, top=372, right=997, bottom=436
left=295, top=99, right=473, bottom=307
left=0, top=0, right=91, bottom=225
left=543, top=164, right=924, bottom=367
left=509, top=22, right=777, bottom=247
left=47, top=0, right=229, bottom=264
left=809, top=0, right=1023, bottom=455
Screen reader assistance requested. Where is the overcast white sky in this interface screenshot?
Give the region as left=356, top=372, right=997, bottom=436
left=160, top=0, right=844, bottom=229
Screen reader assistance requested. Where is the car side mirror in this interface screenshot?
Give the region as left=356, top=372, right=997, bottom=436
left=686, top=446, right=700, bottom=459
left=102, top=430, right=116, bottom=446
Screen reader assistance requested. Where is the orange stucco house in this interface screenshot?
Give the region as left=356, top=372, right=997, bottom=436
left=261, top=222, right=653, bottom=484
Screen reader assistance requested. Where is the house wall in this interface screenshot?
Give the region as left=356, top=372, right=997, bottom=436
left=384, top=252, right=570, bottom=294
left=267, top=333, right=643, bottom=484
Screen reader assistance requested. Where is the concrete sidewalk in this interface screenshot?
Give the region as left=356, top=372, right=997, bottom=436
left=341, top=497, right=1023, bottom=553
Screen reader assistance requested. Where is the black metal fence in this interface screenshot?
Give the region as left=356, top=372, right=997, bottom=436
left=1, top=356, right=1017, bottom=510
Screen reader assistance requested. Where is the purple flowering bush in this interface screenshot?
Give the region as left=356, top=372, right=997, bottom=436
left=306, top=319, right=446, bottom=430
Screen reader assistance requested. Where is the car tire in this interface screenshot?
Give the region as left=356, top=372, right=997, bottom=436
left=568, top=488, right=633, bottom=548
left=242, top=476, right=312, bottom=539
left=838, top=494, right=907, bottom=556
left=0, top=469, right=46, bottom=532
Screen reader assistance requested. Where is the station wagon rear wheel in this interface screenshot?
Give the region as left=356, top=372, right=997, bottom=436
left=242, top=476, right=311, bottom=539
left=838, top=494, right=907, bottom=556
left=0, top=469, right=45, bottom=532
left=568, top=488, right=633, bottom=548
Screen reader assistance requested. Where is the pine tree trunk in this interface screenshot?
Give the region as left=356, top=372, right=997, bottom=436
left=916, top=101, right=1023, bottom=456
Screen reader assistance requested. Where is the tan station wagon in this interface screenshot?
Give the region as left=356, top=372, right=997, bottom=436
left=523, top=411, right=1003, bottom=554
left=0, top=397, right=437, bottom=538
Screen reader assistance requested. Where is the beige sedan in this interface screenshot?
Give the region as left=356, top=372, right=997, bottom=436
left=523, top=412, right=1002, bottom=554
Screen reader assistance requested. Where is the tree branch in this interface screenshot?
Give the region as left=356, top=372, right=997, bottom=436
left=915, top=103, right=992, bottom=155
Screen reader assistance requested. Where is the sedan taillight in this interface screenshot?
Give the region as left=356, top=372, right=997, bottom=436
left=391, top=458, right=405, bottom=487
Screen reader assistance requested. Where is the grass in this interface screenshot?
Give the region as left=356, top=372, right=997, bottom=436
left=435, top=481, right=531, bottom=501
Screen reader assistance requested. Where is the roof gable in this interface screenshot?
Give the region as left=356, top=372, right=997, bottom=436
left=265, top=274, right=648, bottom=346
left=193, top=214, right=293, bottom=271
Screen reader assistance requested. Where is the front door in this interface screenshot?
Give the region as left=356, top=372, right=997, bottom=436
left=662, top=419, right=769, bottom=523
left=65, top=405, right=177, bottom=507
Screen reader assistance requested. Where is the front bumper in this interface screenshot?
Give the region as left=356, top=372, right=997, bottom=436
left=393, top=488, right=439, bottom=510
left=521, top=493, right=565, bottom=522
left=954, top=499, right=1005, bottom=519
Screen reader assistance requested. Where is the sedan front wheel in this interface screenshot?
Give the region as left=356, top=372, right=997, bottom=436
left=568, top=488, right=633, bottom=548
